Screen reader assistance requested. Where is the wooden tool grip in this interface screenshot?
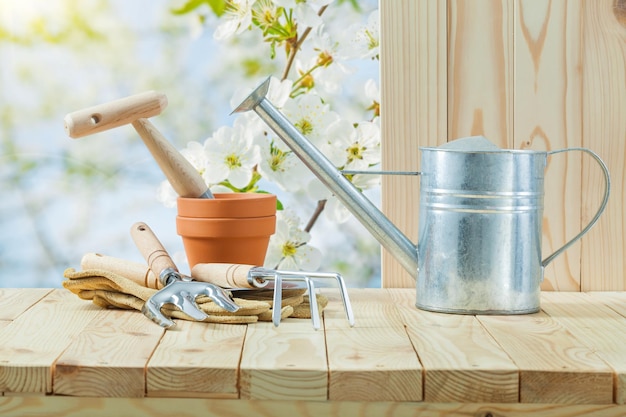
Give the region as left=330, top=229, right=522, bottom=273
left=130, top=222, right=177, bottom=282
left=190, top=263, right=258, bottom=288
left=131, top=119, right=209, bottom=198
left=80, top=252, right=161, bottom=289
left=64, top=91, right=168, bottom=138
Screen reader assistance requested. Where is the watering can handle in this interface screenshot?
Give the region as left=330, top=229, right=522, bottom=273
left=541, top=147, right=611, bottom=268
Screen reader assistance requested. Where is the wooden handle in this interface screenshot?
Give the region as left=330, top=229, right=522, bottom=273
left=80, top=252, right=160, bottom=289
left=64, top=91, right=168, bottom=138
left=130, top=222, right=178, bottom=283
left=190, top=263, right=258, bottom=288
left=131, top=119, right=210, bottom=198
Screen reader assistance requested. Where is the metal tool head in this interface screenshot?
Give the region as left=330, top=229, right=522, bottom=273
left=231, top=77, right=270, bottom=114
left=142, top=278, right=239, bottom=329
left=248, top=268, right=354, bottom=330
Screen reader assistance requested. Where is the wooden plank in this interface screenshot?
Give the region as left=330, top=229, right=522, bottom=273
left=514, top=0, right=584, bottom=291
left=478, top=310, right=614, bottom=404
left=2, top=397, right=626, bottom=417
left=53, top=309, right=164, bottom=397
left=581, top=0, right=626, bottom=291
left=542, top=292, right=626, bottom=404
left=146, top=320, right=245, bottom=399
left=323, top=289, right=422, bottom=402
left=448, top=0, right=514, bottom=146
left=239, top=320, right=327, bottom=400
left=0, top=290, right=103, bottom=394
left=379, top=0, right=447, bottom=288
left=389, top=289, right=518, bottom=403
left=591, top=291, right=626, bottom=317
left=0, top=288, right=52, bottom=321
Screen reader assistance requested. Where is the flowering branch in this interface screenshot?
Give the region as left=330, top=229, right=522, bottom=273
left=281, top=5, right=328, bottom=81
left=164, top=0, right=381, bottom=272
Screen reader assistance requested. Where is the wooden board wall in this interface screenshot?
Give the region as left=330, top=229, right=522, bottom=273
left=380, top=0, right=625, bottom=290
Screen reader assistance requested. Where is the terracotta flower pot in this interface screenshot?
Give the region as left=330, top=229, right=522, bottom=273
left=176, top=193, right=277, bottom=268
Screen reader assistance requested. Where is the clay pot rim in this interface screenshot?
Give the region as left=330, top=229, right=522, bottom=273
left=176, top=215, right=276, bottom=237
left=177, top=193, right=276, bottom=218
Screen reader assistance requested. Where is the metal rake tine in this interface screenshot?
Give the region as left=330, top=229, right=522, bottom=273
left=304, top=277, right=321, bottom=330
left=277, top=276, right=321, bottom=330
left=331, top=273, right=354, bottom=327
left=142, top=298, right=176, bottom=329
left=273, top=269, right=355, bottom=327
left=272, top=272, right=282, bottom=327
left=170, top=291, right=208, bottom=322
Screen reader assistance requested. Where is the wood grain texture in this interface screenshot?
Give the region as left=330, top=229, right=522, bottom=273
left=53, top=309, right=164, bottom=397
left=389, top=289, right=519, bottom=403
left=324, top=289, right=422, bottom=401
left=514, top=0, right=584, bottom=291
left=478, top=310, right=614, bottom=404
left=0, top=290, right=101, bottom=394
left=379, top=0, right=447, bottom=288
left=380, top=0, right=625, bottom=291
left=2, top=397, right=626, bottom=417
left=146, top=319, right=245, bottom=398
left=542, top=292, right=626, bottom=404
left=63, top=90, right=167, bottom=138
left=239, top=321, right=327, bottom=400
left=0, top=288, right=52, bottom=321
left=448, top=0, right=514, bottom=145
left=581, top=0, right=626, bottom=291
left=591, top=291, right=626, bottom=317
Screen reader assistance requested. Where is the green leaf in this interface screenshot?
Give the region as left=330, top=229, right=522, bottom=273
left=337, top=0, right=361, bottom=11
left=207, top=0, right=227, bottom=16
left=171, top=0, right=226, bottom=17
left=171, top=0, right=206, bottom=15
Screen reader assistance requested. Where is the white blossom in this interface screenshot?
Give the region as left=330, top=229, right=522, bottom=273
left=364, top=78, right=380, bottom=103
left=273, top=0, right=334, bottom=29
left=257, top=141, right=310, bottom=192
left=294, top=27, right=354, bottom=95
left=203, top=124, right=261, bottom=189
left=338, top=9, right=379, bottom=59
left=156, top=179, right=178, bottom=208
left=264, top=209, right=322, bottom=270
left=213, top=0, right=254, bottom=40
left=281, top=93, right=340, bottom=145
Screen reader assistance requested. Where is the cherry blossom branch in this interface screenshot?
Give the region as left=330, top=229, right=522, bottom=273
left=304, top=199, right=327, bottom=233
left=281, top=5, right=329, bottom=81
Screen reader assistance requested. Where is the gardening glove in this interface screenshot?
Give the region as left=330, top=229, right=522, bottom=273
left=63, top=267, right=327, bottom=324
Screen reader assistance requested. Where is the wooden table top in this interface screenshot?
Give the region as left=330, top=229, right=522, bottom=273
left=1, top=288, right=626, bottom=416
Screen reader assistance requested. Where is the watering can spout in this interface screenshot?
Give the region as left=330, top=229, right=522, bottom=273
left=233, top=77, right=419, bottom=279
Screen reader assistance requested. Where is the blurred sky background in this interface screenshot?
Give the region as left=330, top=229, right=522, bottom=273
left=0, top=0, right=381, bottom=288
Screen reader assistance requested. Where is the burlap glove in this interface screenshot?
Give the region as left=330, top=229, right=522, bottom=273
left=63, top=268, right=327, bottom=324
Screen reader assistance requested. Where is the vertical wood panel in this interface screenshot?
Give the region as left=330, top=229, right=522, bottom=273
left=514, top=0, right=584, bottom=290
left=448, top=0, right=514, bottom=146
left=581, top=0, right=626, bottom=290
left=380, top=0, right=625, bottom=291
left=380, top=0, right=447, bottom=287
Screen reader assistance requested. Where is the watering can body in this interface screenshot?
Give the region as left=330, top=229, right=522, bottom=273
left=416, top=147, right=546, bottom=314
left=234, top=77, right=611, bottom=315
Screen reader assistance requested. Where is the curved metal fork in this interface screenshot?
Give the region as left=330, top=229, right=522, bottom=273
left=142, top=280, right=239, bottom=329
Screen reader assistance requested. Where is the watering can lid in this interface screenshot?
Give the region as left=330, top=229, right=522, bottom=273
left=431, top=136, right=501, bottom=151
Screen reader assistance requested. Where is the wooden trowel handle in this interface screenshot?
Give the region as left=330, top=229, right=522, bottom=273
left=64, top=91, right=168, bottom=138
left=130, top=222, right=178, bottom=284
left=131, top=118, right=210, bottom=198
left=80, top=252, right=160, bottom=289
left=191, top=263, right=259, bottom=289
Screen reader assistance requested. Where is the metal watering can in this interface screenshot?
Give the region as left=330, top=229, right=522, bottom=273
left=234, top=78, right=611, bottom=314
